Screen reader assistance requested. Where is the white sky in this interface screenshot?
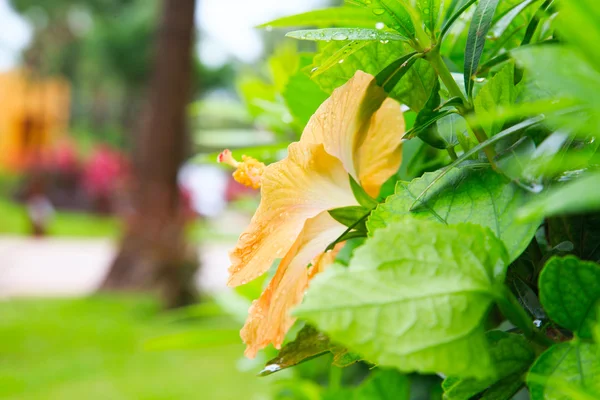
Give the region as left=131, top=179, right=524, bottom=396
left=0, top=0, right=327, bottom=71
left=0, top=0, right=32, bottom=71
left=197, top=0, right=326, bottom=66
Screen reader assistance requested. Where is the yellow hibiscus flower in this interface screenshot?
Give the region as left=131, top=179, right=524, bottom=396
left=219, top=70, right=405, bottom=357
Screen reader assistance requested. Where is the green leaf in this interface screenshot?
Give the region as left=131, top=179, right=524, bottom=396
left=326, top=230, right=368, bottom=252
left=518, top=174, right=600, bottom=222
left=349, top=175, right=379, bottom=209
left=258, top=7, right=379, bottom=28
left=310, top=40, right=372, bottom=78
left=511, top=277, right=546, bottom=320
left=282, top=55, right=329, bottom=127
left=268, top=44, right=300, bottom=93
left=391, top=58, right=438, bottom=112
left=328, top=206, right=370, bottom=229
left=512, top=46, right=600, bottom=135
left=443, top=331, right=536, bottom=399
left=418, top=0, right=447, bottom=35
left=286, top=28, right=406, bottom=41
left=489, top=0, right=537, bottom=40
left=259, top=325, right=362, bottom=376
left=441, top=96, right=465, bottom=109
left=464, top=0, right=500, bottom=96
left=375, top=51, right=419, bottom=94
left=557, top=0, right=600, bottom=70
left=448, top=113, right=477, bottom=153
left=408, top=110, right=456, bottom=144
left=410, top=80, right=461, bottom=149
left=367, top=165, right=540, bottom=262
left=296, top=218, right=509, bottom=378
left=330, top=346, right=363, bottom=368
left=482, top=0, right=539, bottom=61
left=539, top=256, right=600, bottom=339
left=334, top=237, right=366, bottom=266
left=353, top=369, right=410, bottom=400
left=437, top=113, right=468, bottom=149
left=310, top=40, right=436, bottom=111
left=512, top=46, right=600, bottom=103
left=406, top=116, right=545, bottom=215
left=474, top=63, right=516, bottom=137
left=481, top=377, right=529, bottom=400
left=521, top=0, right=554, bottom=46
left=440, top=0, right=477, bottom=40
left=348, top=0, right=416, bottom=39
left=324, top=369, right=410, bottom=400
left=527, top=342, right=600, bottom=400
left=595, top=304, right=600, bottom=344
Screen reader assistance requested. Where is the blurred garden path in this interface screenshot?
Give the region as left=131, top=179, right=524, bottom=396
left=0, top=211, right=249, bottom=298
left=0, top=237, right=234, bottom=297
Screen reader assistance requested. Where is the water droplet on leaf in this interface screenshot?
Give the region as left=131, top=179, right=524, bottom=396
left=372, top=8, right=385, bottom=15
left=332, top=32, right=348, bottom=41
left=375, top=22, right=385, bottom=30
left=259, top=364, right=282, bottom=376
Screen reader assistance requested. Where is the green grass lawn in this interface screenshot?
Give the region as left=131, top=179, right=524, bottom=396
left=0, top=296, right=272, bottom=400
left=0, top=198, right=121, bottom=237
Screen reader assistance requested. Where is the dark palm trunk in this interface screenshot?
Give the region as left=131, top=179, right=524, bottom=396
left=101, top=0, right=198, bottom=307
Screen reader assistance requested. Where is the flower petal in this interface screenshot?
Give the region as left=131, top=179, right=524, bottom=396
left=301, top=71, right=387, bottom=180
left=228, top=143, right=356, bottom=286
left=241, top=211, right=345, bottom=358
left=356, top=98, right=405, bottom=197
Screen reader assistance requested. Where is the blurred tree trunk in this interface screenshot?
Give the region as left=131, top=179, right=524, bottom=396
left=101, top=0, right=198, bottom=307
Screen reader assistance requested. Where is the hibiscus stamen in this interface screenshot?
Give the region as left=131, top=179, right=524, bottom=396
left=217, top=149, right=239, bottom=167
left=217, top=149, right=265, bottom=189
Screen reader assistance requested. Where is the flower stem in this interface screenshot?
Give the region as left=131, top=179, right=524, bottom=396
left=447, top=147, right=458, bottom=160
left=425, top=49, right=497, bottom=167
left=329, top=366, right=343, bottom=391
left=426, top=49, right=469, bottom=109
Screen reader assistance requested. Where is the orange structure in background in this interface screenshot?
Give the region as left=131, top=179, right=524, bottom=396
left=0, top=70, right=70, bottom=171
